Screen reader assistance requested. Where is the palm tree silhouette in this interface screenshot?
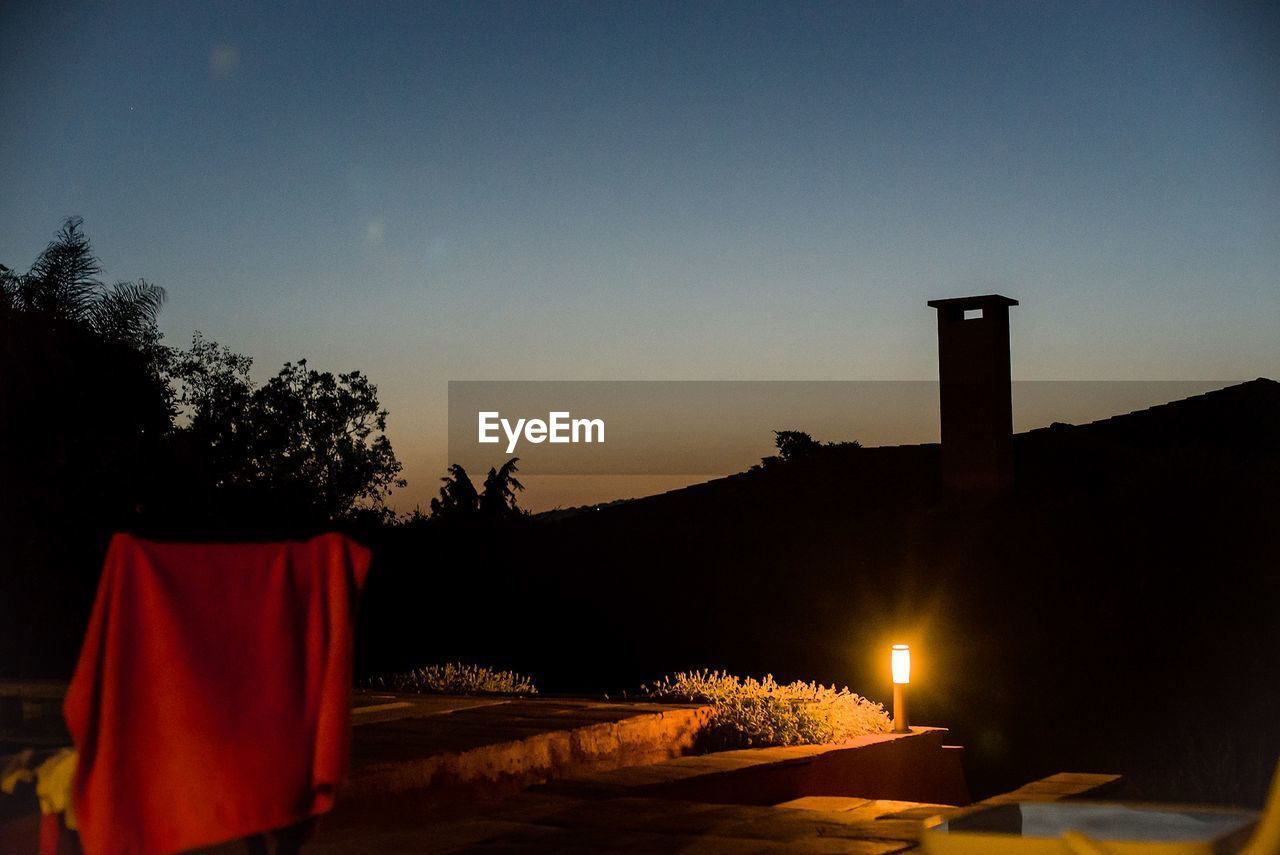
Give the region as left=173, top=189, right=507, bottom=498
left=480, top=458, right=525, bottom=519
left=1, top=217, right=165, bottom=348
left=430, top=464, right=480, bottom=518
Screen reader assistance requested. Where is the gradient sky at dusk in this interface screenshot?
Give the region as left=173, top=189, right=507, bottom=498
left=3, top=1, right=1277, bottom=511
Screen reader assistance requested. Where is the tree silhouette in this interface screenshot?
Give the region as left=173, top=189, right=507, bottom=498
left=2, top=219, right=413, bottom=674
left=429, top=464, right=480, bottom=518
left=169, top=332, right=255, bottom=480
left=426, top=459, right=524, bottom=521
left=1, top=217, right=167, bottom=351
left=480, top=458, right=525, bottom=520
left=1, top=219, right=173, bottom=676
left=168, top=333, right=405, bottom=523
left=773, top=430, right=820, bottom=462
left=758, top=430, right=862, bottom=468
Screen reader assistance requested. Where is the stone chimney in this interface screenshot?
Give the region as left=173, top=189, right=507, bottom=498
left=927, top=294, right=1018, bottom=492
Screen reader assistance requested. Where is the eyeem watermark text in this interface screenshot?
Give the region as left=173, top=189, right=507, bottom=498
left=478, top=411, right=605, bottom=454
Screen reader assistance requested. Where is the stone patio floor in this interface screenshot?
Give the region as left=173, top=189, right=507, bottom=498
left=313, top=693, right=1120, bottom=853
left=1, top=684, right=1123, bottom=853
left=314, top=770, right=1121, bottom=853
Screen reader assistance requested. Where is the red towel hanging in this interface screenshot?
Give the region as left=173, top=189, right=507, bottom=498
left=64, top=532, right=371, bottom=855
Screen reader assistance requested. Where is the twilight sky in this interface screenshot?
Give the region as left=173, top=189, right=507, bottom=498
left=2, top=1, right=1277, bottom=511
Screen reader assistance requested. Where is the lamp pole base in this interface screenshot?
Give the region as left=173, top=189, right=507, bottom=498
left=893, top=683, right=909, bottom=733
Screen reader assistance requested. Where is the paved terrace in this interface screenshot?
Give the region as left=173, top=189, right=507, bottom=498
left=315, top=775, right=1119, bottom=854
left=312, top=692, right=1119, bottom=854
left=2, top=685, right=1122, bottom=853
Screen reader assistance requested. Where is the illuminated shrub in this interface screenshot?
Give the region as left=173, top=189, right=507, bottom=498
left=369, top=662, right=537, bottom=696
left=642, top=670, right=890, bottom=751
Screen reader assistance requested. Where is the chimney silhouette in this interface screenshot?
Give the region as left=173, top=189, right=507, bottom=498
left=927, top=294, right=1018, bottom=492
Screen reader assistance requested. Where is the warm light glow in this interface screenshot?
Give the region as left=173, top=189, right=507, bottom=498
left=892, top=644, right=911, bottom=684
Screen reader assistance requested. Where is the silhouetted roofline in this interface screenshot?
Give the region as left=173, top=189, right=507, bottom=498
left=1017, top=378, right=1279, bottom=444
left=1066, top=377, right=1276, bottom=429
left=927, top=294, right=1019, bottom=308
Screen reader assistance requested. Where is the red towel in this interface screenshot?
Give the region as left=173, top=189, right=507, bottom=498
left=64, top=532, right=371, bottom=855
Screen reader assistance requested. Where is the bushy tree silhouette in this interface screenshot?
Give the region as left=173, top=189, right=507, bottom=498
left=168, top=334, right=405, bottom=523
left=773, top=430, right=820, bottom=462
left=759, top=430, right=862, bottom=467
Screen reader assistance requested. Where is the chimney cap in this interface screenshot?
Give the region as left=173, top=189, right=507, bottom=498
left=927, top=294, right=1019, bottom=309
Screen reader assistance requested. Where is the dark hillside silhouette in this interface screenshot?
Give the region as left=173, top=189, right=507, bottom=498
left=359, top=378, right=1280, bottom=807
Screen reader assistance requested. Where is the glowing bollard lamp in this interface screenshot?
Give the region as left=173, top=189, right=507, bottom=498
left=891, top=644, right=911, bottom=733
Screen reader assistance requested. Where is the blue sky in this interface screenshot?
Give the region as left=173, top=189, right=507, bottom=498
left=2, top=1, right=1277, bottom=510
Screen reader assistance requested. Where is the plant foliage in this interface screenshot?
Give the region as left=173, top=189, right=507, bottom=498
left=425, top=459, right=525, bottom=521
left=369, top=663, right=538, bottom=696
left=642, top=670, right=890, bottom=751
left=758, top=430, right=862, bottom=468
left=429, top=464, right=481, bottom=518
left=0, top=217, right=167, bottom=351
left=479, top=457, right=525, bottom=519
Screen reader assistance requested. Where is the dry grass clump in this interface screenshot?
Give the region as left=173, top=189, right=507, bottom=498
left=368, top=662, right=537, bottom=696
left=642, top=670, right=889, bottom=751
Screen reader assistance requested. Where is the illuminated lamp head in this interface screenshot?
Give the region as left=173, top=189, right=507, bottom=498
left=891, top=644, right=910, bottom=685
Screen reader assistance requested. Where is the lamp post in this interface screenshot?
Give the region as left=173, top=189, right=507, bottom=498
left=892, top=644, right=910, bottom=733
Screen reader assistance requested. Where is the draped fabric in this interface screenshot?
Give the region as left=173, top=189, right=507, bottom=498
left=65, top=533, right=371, bottom=855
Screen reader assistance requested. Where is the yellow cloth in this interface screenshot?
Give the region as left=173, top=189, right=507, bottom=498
left=0, top=747, right=78, bottom=828
left=35, top=748, right=78, bottom=830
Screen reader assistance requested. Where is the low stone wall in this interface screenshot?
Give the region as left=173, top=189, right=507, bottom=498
left=345, top=699, right=714, bottom=802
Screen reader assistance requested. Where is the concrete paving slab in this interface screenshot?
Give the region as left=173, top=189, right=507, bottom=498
left=776, top=796, right=875, bottom=812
